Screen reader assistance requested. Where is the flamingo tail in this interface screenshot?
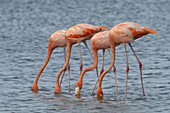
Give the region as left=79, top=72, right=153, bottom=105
left=144, top=27, right=158, bottom=34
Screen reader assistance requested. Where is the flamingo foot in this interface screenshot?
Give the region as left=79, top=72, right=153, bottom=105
left=32, top=83, right=39, bottom=92
left=54, top=84, right=61, bottom=94
left=96, top=87, right=103, bottom=98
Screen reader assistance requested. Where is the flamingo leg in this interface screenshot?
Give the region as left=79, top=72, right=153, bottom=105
left=91, top=49, right=105, bottom=95
left=59, top=47, right=71, bottom=92
left=108, top=48, right=118, bottom=96
left=78, top=42, right=83, bottom=73
left=91, top=77, right=98, bottom=95
left=128, top=43, right=145, bottom=96
left=60, top=47, right=67, bottom=86
left=113, top=66, right=118, bottom=96
left=67, top=63, right=71, bottom=92
left=55, top=43, right=72, bottom=93
left=82, top=41, right=93, bottom=58
left=60, top=70, right=66, bottom=86
left=124, top=44, right=129, bottom=97
left=100, top=49, right=105, bottom=75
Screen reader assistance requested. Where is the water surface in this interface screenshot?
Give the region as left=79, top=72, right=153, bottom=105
left=0, top=0, right=170, bottom=112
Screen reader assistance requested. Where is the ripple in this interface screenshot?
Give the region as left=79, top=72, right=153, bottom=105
left=0, top=0, right=170, bottom=113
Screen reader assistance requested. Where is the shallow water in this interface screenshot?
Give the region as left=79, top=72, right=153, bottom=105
left=0, top=0, right=170, bottom=112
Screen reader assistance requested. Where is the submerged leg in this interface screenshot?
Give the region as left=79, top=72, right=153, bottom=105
left=60, top=70, right=66, bottom=86
left=100, top=49, right=105, bottom=75
left=108, top=48, right=118, bottom=96
left=78, top=43, right=83, bottom=73
left=67, top=63, right=71, bottom=92
left=124, top=44, right=129, bottom=97
left=60, top=47, right=67, bottom=86
left=59, top=47, right=71, bottom=92
left=128, top=43, right=145, bottom=96
left=113, top=66, right=118, bottom=96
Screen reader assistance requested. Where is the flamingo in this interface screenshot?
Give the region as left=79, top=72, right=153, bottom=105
left=32, top=30, right=94, bottom=92
left=75, top=31, right=118, bottom=96
left=96, top=22, right=157, bottom=98
left=54, top=23, right=107, bottom=94
left=75, top=28, right=152, bottom=96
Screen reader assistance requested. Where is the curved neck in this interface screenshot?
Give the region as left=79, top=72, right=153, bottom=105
left=56, top=44, right=72, bottom=85
left=35, top=48, right=53, bottom=83
left=98, top=44, right=116, bottom=88
left=79, top=49, right=98, bottom=80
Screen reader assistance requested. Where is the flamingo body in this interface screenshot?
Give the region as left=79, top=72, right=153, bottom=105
left=49, top=30, right=66, bottom=48
left=109, top=22, right=157, bottom=44
left=96, top=22, right=157, bottom=97
left=91, top=31, right=110, bottom=50
left=32, top=30, right=67, bottom=92
left=66, top=23, right=107, bottom=42
left=54, top=23, right=107, bottom=94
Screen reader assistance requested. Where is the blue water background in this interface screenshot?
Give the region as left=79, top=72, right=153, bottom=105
left=0, top=0, right=170, bottom=112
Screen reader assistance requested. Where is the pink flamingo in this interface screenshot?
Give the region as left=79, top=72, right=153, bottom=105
left=75, top=29, right=151, bottom=96
left=75, top=31, right=118, bottom=96
left=32, top=30, right=94, bottom=92
left=96, top=22, right=157, bottom=98
left=54, top=23, right=107, bottom=94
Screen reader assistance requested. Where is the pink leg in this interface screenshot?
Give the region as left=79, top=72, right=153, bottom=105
left=59, top=47, right=71, bottom=92
left=128, top=43, right=145, bottom=96
left=59, top=64, right=70, bottom=91
left=100, top=49, right=105, bottom=75
left=82, top=41, right=93, bottom=58
left=108, top=48, right=118, bottom=96
left=60, top=69, right=66, bottom=86
left=67, top=63, right=70, bottom=92
left=60, top=47, right=67, bottom=86
left=78, top=43, right=83, bottom=73
left=124, top=44, right=129, bottom=97
left=113, top=66, right=118, bottom=96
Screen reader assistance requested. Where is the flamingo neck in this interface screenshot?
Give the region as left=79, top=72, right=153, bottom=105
left=80, top=49, right=98, bottom=80
left=35, top=48, right=53, bottom=83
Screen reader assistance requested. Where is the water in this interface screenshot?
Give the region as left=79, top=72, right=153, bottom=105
left=0, top=0, right=170, bottom=112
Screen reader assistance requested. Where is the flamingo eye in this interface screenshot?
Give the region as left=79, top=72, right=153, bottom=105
left=99, top=28, right=102, bottom=31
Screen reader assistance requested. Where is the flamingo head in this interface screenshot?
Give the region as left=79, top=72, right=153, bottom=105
left=32, top=83, right=39, bottom=92
left=75, top=80, right=82, bottom=96
left=97, top=26, right=108, bottom=31
left=75, top=87, right=81, bottom=96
